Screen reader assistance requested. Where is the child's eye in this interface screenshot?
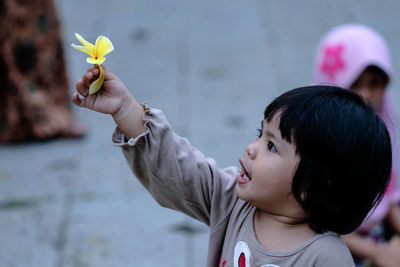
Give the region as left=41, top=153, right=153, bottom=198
left=267, top=141, right=277, bottom=153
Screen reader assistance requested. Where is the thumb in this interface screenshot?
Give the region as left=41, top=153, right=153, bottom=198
left=72, top=92, right=89, bottom=108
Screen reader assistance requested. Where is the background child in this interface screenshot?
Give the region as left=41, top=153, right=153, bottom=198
left=72, top=68, right=392, bottom=266
left=313, top=24, right=400, bottom=267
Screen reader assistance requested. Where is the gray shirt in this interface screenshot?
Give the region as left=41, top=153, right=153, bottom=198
left=113, top=106, right=355, bottom=267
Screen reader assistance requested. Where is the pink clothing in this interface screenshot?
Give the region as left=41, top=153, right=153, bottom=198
left=313, top=24, right=399, bottom=232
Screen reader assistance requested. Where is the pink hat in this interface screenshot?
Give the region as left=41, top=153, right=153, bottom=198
left=313, top=24, right=392, bottom=88
left=313, top=24, right=396, bottom=150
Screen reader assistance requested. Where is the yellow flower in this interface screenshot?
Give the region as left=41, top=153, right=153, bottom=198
left=71, top=33, right=114, bottom=94
left=71, top=33, right=114, bottom=64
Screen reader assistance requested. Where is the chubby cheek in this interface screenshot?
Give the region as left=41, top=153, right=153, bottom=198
left=264, top=164, right=298, bottom=196
left=257, top=162, right=292, bottom=188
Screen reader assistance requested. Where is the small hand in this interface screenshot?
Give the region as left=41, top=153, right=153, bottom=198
left=71, top=33, right=114, bottom=94
left=72, top=67, right=132, bottom=117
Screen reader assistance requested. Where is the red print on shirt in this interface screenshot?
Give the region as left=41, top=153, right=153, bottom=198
left=234, top=241, right=250, bottom=267
left=319, top=43, right=346, bottom=82
left=219, top=241, right=251, bottom=267
left=238, top=252, right=246, bottom=267
left=219, top=253, right=247, bottom=267
left=219, top=256, right=228, bottom=267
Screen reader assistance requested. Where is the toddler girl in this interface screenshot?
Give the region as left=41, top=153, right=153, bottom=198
left=72, top=68, right=391, bottom=266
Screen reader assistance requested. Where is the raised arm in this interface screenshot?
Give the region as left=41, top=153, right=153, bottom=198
left=72, top=67, right=239, bottom=226
left=72, top=67, right=145, bottom=139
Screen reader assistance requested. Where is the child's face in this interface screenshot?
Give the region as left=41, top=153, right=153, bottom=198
left=236, top=115, right=303, bottom=218
left=350, top=67, right=388, bottom=110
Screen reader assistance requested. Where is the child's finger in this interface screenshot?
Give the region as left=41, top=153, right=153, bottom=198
left=86, top=67, right=96, bottom=73
left=76, top=78, right=89, bottom=97
left=90, top=67, right=100, bottom=77
left=83, top=72, right=94, bottom=88
left=83, top=68, right=100, bottom=87
left=72, top=92, right=87, bottom=108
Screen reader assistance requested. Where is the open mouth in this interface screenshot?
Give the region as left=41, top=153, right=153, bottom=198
left=238, top=159, right=252, bottom=183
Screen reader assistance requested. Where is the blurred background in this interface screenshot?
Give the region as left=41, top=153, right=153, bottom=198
left=1, top=0, right=399, bottom=266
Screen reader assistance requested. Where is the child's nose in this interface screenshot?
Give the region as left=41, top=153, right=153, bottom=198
left=245, top=142, right=257, bottom=160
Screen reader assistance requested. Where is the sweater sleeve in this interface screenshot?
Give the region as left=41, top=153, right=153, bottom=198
left=112, top=105, right=239, bottom=226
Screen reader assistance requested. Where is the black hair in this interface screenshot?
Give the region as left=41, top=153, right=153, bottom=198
left=264, top=85, right=392, bottom=234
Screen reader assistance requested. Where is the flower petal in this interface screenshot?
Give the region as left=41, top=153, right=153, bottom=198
left=71, top=44, right=93, bottom=56
left=89, top=65, right=105, bottom=95
left=75, top=33, right=95, bottom=57
left=95, top=35, right=114, bottom=57
left=87, top=57, right=105, bottom=65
